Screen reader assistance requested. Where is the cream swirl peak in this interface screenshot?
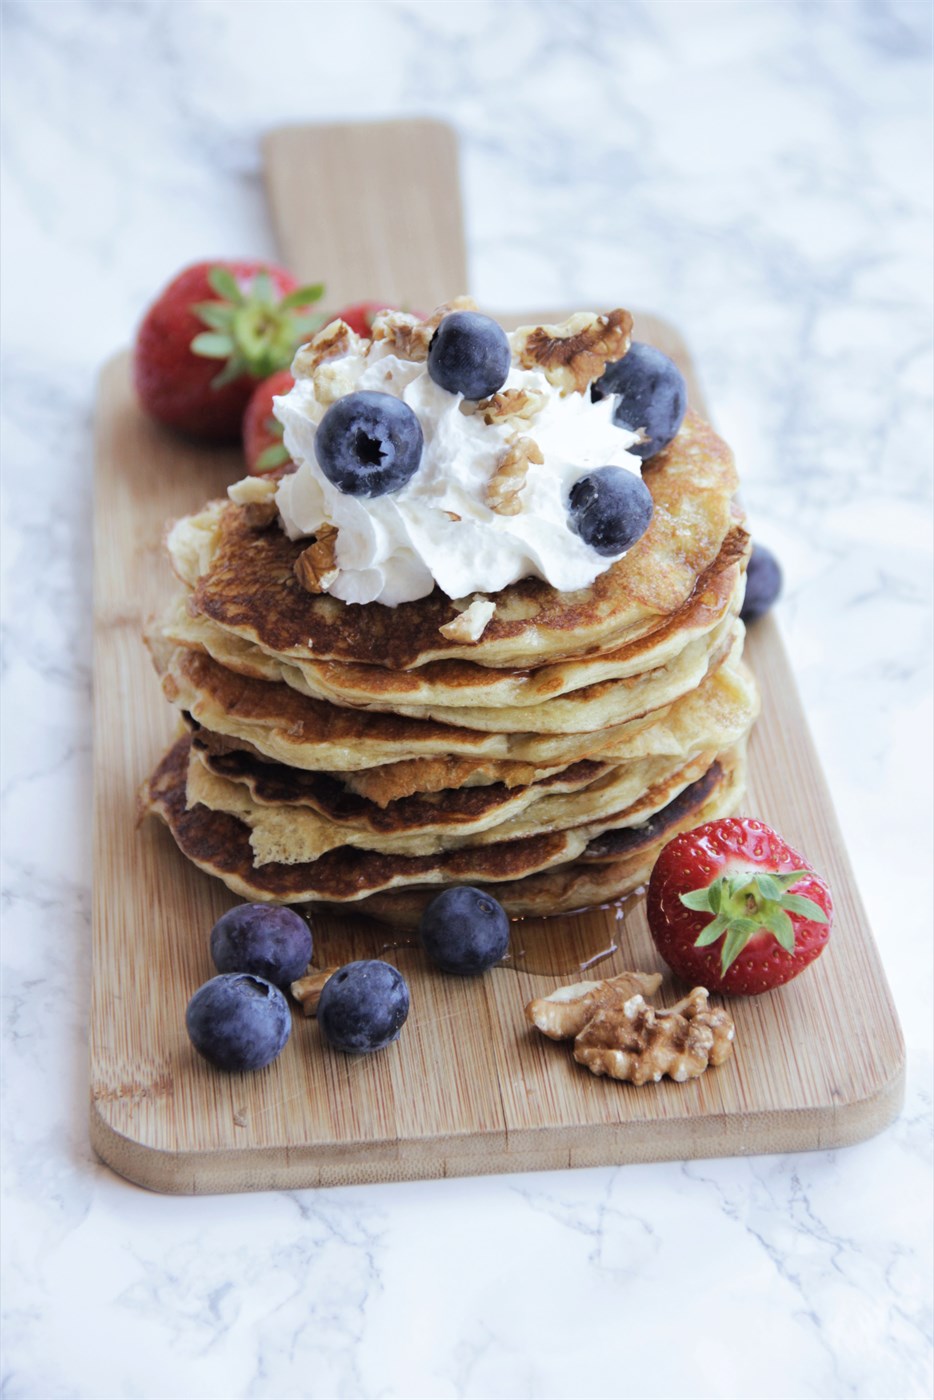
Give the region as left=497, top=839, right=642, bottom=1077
left=273, top=307, right=647, bottom=608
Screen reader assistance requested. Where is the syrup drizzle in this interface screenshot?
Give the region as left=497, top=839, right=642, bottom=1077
left=307, top=887, right=648, bottom=981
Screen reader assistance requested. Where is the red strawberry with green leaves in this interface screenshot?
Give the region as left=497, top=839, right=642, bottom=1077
left=243, top=369, right=296, bottom=476
left=133, top=261, right=324, bottom=442
left=646, top=818, right=832, bottom=996
left=331, top=301, right=425, bottom=336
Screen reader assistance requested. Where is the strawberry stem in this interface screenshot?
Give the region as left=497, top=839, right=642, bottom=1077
left=191, top=268, right=326, bottom=388
left=679, top=868, right=828, bottom=974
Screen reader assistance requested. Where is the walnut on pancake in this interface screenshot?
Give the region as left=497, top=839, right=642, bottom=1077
left=294, top=525, right=340, bottom=594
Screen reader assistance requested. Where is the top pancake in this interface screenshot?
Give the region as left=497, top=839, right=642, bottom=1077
left=168, top=410, right=740, bottom=671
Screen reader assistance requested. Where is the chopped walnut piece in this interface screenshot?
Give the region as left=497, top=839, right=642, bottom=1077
left=475, top=386, right=548, bottom=426
left=366, top=298, right=481, bottom=364
left=370, top=310, right=432, bottom=362
left=512, top=309, right=633, bottom=394
left=526, top=976, right=734, bottom=1085
left=486, top=437, right=543, bottom=516
left=292, top=320, right=366, bottom=379
left=227, top=474, right=279, bottom=528
left=227, top=475, right=277, bottom=507
left=422, top=295, right=479, bottom=329
left=294, top=524, right=340, bottom=595
left=439, top=596, right=496, bottom=643
left=291, top=967, right=341, bottom=1016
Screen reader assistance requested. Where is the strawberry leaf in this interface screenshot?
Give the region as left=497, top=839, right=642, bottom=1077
left=770, top=870, right=811, bottom=891
left=780, top=893, right=829, bottom=922
left=694, top=913, right=730, bottom=947
left=754, top=873, right=784, bottom=901
left=250, top=271, right=275, bottom=306
left=210, top=355, right=247, bottom=389
left=191, top=332, right=234, bottom=360
left=720, top=927, right=749, bottom=973
left=208, top=266, right=243, bottom=304
left=254, top=442, right=291, bottom=472
left=192, top=301, right=236, bottom=331
left=279, top=283, right=325, bottom=310
left=761, top=908, right=796, bottom=951
left=720, top=918, right=761, bottom=973
left=680, top=887, right=715, bottom=912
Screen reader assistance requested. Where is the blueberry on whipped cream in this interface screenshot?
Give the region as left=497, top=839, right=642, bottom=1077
left=568, top=466, right=654, bottom=557
left=315, top=390, right=424, bottom=497
left=273, top=304, right=655, bottom=607
left=427, top=311, right=512, bottom=400
left=592, top=341, right=687, bottom=461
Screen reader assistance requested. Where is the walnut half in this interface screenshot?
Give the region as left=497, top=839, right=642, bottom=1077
left=294, top=524, right=340, bottom=595
left=526, top=975, right=735, bottom=1085
left=512, top=309, right=633, bottom=394
left=485, top=436, right=543, bottom=515
left=291, top=967, right=341, bottom=1016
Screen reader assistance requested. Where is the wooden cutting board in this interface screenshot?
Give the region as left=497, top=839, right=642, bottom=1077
left=89, top=121, right=904, bottom=1193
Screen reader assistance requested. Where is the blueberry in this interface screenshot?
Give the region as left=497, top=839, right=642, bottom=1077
left=427, top=312, right=512, bottom=400
left=592, top=342, right=687, bottom=460
left=315, top=391, right=423, bottom=496
left=740, top=542, right=783, bottom=622
left=186, top=973, right=291, bottom=1072
left=568, top=466, right=654, bottom=557
left=210, top=903, right=312, bottom=989
left=419, top=886, right=510, bottom=976
left=317, top=960, right=410, bottom=1054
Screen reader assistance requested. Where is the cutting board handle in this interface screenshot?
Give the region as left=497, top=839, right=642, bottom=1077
left=263, top=118, right=469, bottom=313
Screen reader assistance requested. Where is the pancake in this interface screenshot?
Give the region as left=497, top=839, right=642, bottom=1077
left=186, top=745, right=614, bottom=856
left=187, top=743, right=717, bottom=864
left=142, top=733, right=747, bottom=916
left=181, top=646, right=757, bottom=868
left=347, top=750, right=748, bottom=925
left=155, top=524, right=748, bottom=712
left=157, top=611, right=736, bottom=738
left=155, top=623, right=752, bottom=774
left=167, top=410, right=740, bottom=670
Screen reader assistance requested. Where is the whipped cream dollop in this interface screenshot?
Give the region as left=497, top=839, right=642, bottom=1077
left=274, top=318, right=645, bottom=607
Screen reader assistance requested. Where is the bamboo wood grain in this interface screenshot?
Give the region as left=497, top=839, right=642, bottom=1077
left=89, top=121, right=904, bottom=1194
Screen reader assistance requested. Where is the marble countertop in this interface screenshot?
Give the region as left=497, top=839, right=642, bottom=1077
left=2, top=2, right=931, bottom=1396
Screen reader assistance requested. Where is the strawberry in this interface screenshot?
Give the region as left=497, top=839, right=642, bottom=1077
left=243, top=369, right=296, bottom=476
left=646, top=818, right=832, bottom=996
left=330, top=301, right=424, bottom=336
left=133, top=261, right=325, bottom=442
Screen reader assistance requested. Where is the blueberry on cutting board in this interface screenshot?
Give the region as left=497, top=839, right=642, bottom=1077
left=741, top=543, right=783, bottom=622
left=186, top=973, right=291, bottom=1072
left=419, top=886, right=510, bottom=975
left=317, top=960, right=410, bottom=1054
left=209, top=903, right=312, bottom=989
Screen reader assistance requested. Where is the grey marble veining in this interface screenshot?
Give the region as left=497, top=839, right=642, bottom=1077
left=2, top=2, right=932, bottom=1397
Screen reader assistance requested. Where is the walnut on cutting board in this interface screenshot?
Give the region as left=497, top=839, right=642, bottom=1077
left=526, top=974, right=735, bottom=1085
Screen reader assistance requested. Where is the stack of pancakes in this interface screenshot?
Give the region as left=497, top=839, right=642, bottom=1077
left=142, top=403, right=759, bottom=926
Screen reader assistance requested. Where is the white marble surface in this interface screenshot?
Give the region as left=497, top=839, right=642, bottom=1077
left=2, top=1, right=932, bottom=1396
